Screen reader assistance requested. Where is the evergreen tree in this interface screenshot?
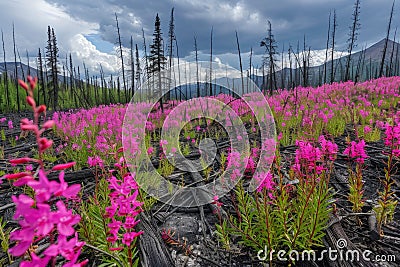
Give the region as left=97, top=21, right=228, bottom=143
left=148, top=14, right=167, bottom=110
left=45, top=26, right=59, bottom=110
left=148, top=14, right=167, bottom=74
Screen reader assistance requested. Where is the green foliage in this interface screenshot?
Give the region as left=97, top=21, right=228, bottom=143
left=181, top=143, right=190, bottom=156
left=215, top=219, right=231, bottom=250
left=78, top=179, right=110, bottom=249
left=373, top=152, right=398, bottom=235
left=8, top=137, right=16, bottom=147
left=217, top=175, right=333, bottom=265
left=0, top=217, right=12, bottom=265
left=348, top=165, right=365, bottom=212
left=158, top=157, right=174, bottom=177
left=1, top=129, right=5, bottom=141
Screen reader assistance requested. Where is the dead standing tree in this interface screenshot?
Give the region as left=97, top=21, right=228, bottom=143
left=331, top=9, right=337, bottom=83
left=260, top=20, right=278, bottom=95
left=345, top=0, right=361, bottom=82
left=115, top=13, right=128, bottom=102
left=379, top=0, right=395, bottom=77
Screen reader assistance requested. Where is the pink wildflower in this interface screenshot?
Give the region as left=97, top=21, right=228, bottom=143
left=343, top=140, right=368, bottom=164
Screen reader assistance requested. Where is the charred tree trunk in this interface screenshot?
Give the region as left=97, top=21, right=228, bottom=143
left=115, top=13, right=128, bottom=103
left=1, top=30, right=10, bottom=110
left=345, top=0, right=361, bottom=81
left=379, top=0, right=395, bottom=77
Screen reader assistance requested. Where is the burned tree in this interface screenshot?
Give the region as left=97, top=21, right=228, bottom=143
left=260, top=20, right=279, bottom=95
left=115, top=13, right=128, bottom=102
left=331, top=9, right=337, bottom=83
left=345, top=0, right=361, bottom=81
left=379, top=0, right=395, bottom=77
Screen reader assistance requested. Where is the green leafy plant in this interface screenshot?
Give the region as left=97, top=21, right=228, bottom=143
left=216, top=137, right=335, bottom=266
left=158, top=157, right=175, bottom=177
left=343, top=138, right=368, bottom=212
left=0, top=129, right=5, bottom=141
left=373, top=123, right=399, bottom=235
left=0, top=217, right=11, bottom=264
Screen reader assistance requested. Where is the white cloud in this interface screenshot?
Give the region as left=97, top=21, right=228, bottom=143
left=69, top=34, right=120, bottom=75
left=0, top=0, right=97, bottom=53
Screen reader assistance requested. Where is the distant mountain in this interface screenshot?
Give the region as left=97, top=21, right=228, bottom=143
left=0, top=62, right=39, bottom=79
left=254, top=38, right=400, bottom=88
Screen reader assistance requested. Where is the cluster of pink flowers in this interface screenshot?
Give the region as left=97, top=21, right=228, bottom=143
left=87, top=155, right=104, bottom=168
left=104, top=157, right=144, bottom=250
left=255, top=171, right=275, bottom=198
left=343, top=139, right=368, bottom=164
left=384, top=123, right=400, bottom=156
left=292, top=135, right=338, bottom=175
left=293, top=140, right=324, bottom=174
left=319, top=135, right=338, bottom=161
left=3, top=77, right=87, bottom=266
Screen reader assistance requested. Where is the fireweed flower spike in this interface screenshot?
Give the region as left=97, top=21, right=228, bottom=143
left=6, top=76, right=87, bottom=266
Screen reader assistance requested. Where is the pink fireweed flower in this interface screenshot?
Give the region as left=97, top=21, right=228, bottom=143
left=25, top=164, right=33, bottom=172
left=11, top=194, right=35, bottom=220
left=227, top=151, right=241, bottom=169
left=107, top=219, right=122, bottom=243
left=343, top=140, right=368, bottom=164
left=147, top=146, right=154, bottom=155
left=9, top=77, right=86, bottom=265
left=45, top=233, right=85, bottom=260
left=105, top=171, right=143, bottom=247
left=28, top=170, right=58, bottom=202
left=20, top=252, right=51, bottom=267
left=212, top=195, right=223, bottom=207
left=71, top=143, right=80, bottom=150
left=54, top=171, right=81, bottom=199
left=319, top=135, right=338, bottom=161
left=384, top=124, right=400, bottom=146
left=52, top=162, right=76, bottom=171
left=87, top=156, right=104, bottom=168
left=38, top=137, right=53, bottom=153
left=122, top=231, right=143, bottom=246
left=292, top=140, right=324, bottom=174
left=9, top=157, right=38, bottom=164
left=255, top=171, right=275, bottom=198
left=124, top=216, right=140, bottom=229
left=160, top=139, right=168, bottom=147
left=359, top=109, right=369, bottom=118
left=8, top=120, right=13, bottom=129
left=364, top=125, right=372, bottom=134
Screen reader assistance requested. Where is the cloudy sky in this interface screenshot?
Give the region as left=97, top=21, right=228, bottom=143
left=0, top=0, right=397, bottom=76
